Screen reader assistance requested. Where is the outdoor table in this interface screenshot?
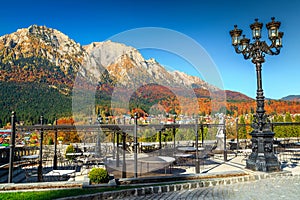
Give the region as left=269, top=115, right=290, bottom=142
left=21, top=155, right=39, bottom=165
left=82, top=157, right=104, bottom=168
left=285, top=148, right=300, bottom=152
left=139, top=156, right=175, bottom=174
left=141, top=143, right=155, bottom=152
left=22, top=155, right=39, bottom=160
left=44, top=169, right=76, bottom=181
left=45, top=169, right=75, bottom=176
left=66, top=152, right=82, bottom=156
left=173, top=153, right=193, bottom=166
left=177, top=147, right=204, bottom=152
left=174, top=153, right=193, bottom=158
left=82, top=152, right=96, bottom=156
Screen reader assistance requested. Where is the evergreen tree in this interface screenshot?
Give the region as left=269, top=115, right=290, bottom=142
left=239, top=115, right=247, bottom=139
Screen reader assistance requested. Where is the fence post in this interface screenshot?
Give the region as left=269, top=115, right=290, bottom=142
left=223, top=119, right=227, bottom=162
left=8, top=111, right=16, bottom=183
left=201, top=123, right=204, bottom=147
left=195, top=117, right=200, bottom=173
left=38, top=115, right=44, bottom=182
left=159, top=130, right=162, bottom=156
left=116, top=131, right=120, bottom=167
left=122, top=132, right=126, bottom=178
left=134, top=113, right=138, bottom=178
left=236, top=118, right=239, bottom=151
left=112, top=131, right=116, bottom=159
left=53, top=118, right=58, bottom=170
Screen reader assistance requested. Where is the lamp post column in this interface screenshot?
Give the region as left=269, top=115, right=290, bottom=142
left=230, top=17, right=283, bottom=172
left=246, top=58, right=279, bottom=171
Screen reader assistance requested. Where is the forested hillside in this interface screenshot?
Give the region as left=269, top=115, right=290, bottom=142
left=0, top=82, right=72, bottom=126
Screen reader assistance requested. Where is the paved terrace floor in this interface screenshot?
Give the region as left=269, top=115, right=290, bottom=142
left=2, top=152, right=300, bottom=200
left=74, top=152, right=300, bottom=181
left=62, top=153, right=300, bottom=200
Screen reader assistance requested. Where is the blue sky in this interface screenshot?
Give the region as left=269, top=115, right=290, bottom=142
left=1, top=0, right=300, bottom=99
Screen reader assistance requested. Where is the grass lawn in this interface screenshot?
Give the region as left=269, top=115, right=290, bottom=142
left=0, top=188, right=114, bottom=200
left=0, top=182, right=175, bottom=200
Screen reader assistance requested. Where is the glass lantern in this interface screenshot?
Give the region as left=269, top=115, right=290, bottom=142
left=230, top=25, right=242, bottom=46
left=250, top=19, right=263, bottom=39
left=266, top=17, right=281, bottom=40
left=240, top=35, right=250, bottom=51
left=275, top=32, right=284, bottom=47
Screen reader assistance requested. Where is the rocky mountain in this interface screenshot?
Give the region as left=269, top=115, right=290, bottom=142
left=0, top=24, right=257, bottom=125
left=83, top=40, right=216, bottom=90
left=0, top=25, right=82, bottom=73
left=0, top=25, right=105, bottom=92
left=0, top=25, right=219, bottom=94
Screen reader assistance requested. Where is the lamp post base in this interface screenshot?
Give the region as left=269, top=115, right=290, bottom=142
left=246, top=130, right=281, bottom=172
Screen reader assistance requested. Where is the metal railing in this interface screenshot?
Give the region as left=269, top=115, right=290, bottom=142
left=3, top=116, right=300, bottom=183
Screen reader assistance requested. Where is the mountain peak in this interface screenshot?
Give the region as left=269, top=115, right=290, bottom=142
left=84, top=40, right=142, bottom=67
left=0, top=24, right=85, bottom=73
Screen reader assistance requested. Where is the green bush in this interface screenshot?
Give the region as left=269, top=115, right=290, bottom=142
left=88, top=168, right=109, bottom=184
left=47, top=137, right=54, bottom=145
left=65, top=144, right=75, bottom=160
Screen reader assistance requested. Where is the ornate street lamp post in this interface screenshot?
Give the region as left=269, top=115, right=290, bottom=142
left=230, top=17, right=283, bottom=172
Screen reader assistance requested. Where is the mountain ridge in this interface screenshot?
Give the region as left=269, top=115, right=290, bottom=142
left=0, top=24, right=295, bottom=101
left=3, top=24, right=300, bottom=126
left=281, top=95, right=300, bottom=101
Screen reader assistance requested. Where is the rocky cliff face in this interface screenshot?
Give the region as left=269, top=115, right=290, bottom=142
left=0, top=24, right=218, bottom=93
left=84, top=40, right=217, bottom=90
left=0, top=25, right=84, bottom=73
left=0, top=25, right=107, bottom=90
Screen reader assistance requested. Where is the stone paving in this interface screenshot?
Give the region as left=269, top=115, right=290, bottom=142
left=119, top=175, right=300, bottom=200
left=113, top=154, right=300, bottom=200
left=57, top=153, right=300, bottom=200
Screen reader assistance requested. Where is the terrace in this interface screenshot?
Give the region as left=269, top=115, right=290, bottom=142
left=1, top=119, right=300, bottom=188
